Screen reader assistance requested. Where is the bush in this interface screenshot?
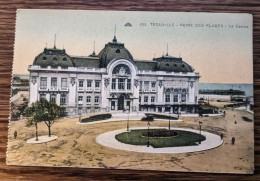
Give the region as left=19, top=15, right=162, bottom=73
left=145, top=113, right=177, bottom=120
left=242, top=116, right=252, bottom=122
left=80, top=113, right=112, bottom=123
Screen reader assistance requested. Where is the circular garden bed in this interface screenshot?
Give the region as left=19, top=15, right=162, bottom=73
left=115, top=129, right=206, bottom=148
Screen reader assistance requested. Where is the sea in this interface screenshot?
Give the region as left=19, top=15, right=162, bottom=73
left=199, top=83, right=254, bottom=97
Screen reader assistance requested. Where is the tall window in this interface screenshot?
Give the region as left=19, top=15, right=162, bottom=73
left=139, top=96, right=141, bottom=103
left=95, top=81, right=100, bottom=88
left=79, top=80, right=84, bottom=90
left=139, top=81, right=142, bottom=91
left=127, top=79, right=131, bottom=90
left=78, top=96, right=83, bottom=104
left=144, top=81, right=149, bottom=91
left=60, top=94, right=66, bottom=105
left=112, top=79, right=116, bottom=89
left=87, top=80, right=92, bottom=88
left=144, top=96, right=148, bottom=103
left=118, top=78, right=125, bottom=90
left=40, top=77, right=47, bottom=89
left=86, top=96, right=91, bottom=103
left=40, top=94, right=46, bottom=101
left=165, top=94, right=170, bottom=102
left=51, top=78, right=57, bottom=89
left=95, top=96, right=99, bottom=103
left=61, top=78, right=67, bottom=90
left=151, top=82, right=156, bottom=91
left=151, top=96, right=155, bottom=103
left=50, top=94, right=56, bottom=103
left=181, top=92, right=186, bottom=102
left=173, top=94, right=178, bottom=102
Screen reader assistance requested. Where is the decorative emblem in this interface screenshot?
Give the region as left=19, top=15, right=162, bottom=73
left=31, top=76, right=37, bottom=84
left=159, top=81, right=163, bottom=88
left=70, top=77, right=76, bottom=86
left=190, top=82, right=194, bottom=88
left=119, top=67, right=126, bottom=76
left=104, top=78, right=110, bottom=88
left=134, top=79, right=139, bottom=88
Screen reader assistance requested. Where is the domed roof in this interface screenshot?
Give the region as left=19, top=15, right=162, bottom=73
left=153, top=54, right=194, bottom=72
left=98, top=36, right=133, bottom=68
left=33, top=48, right=74, bottom=68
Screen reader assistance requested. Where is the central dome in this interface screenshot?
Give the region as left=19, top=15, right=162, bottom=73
left=98, top=36, right=133, bottom=68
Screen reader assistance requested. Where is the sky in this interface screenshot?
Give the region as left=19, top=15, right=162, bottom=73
left=13, top=9, right=253, bottom=84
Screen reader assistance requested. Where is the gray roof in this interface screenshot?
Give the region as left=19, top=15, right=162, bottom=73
left=71, top=56, right=100, bottom=68
left=33, top=48, right=74, bottom=68
left=98, top=36, right=133, bottom=67
left=134, top=60, right=157, bottom=71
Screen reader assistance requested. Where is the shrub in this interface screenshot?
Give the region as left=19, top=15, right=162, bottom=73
left=145, top=113, right=177, bottom=120
left=242, top=116, right=252, bottom=122
left=80, top=113, right=112, bottom=123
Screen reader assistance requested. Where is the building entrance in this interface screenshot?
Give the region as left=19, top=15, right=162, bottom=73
left=118, top=95, right=125, bottom=110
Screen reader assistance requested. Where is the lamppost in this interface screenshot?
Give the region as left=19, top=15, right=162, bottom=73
left=79, top=112, right=82, bottom=123
left=35, top=122, right=38, bottom=141
left=147, top=120, right=150, bottom=147
left=127, top=110, right=130, bottom=131
left=199, top=121, right=202, bottom=144
left=168, top=112, right=171, bottom=130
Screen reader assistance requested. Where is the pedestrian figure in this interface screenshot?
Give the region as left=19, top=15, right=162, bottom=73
left=14, top=130, right=17, bottom=139
left=223, top=111, right=226, bottom=117
left=220, top=133, right=223, bottom=140
left=234, top=120, right=237, bottom=124
left=232, top=137, right=235, bottom=145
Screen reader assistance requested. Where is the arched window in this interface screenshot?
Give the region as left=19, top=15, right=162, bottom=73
left=42, top=56, right=47, bottom=60
left=181, top=89, right=187, bottom=102
left=166, top=63, right=169, bottom=67
left=116, top=49, right=120, bottom=53
left=53, top=57, right=57, bottom=61
left=62, top=57, right=67, bottom=61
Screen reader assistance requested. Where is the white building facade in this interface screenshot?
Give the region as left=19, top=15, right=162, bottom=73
left=28, top=36, right=200, bottom=115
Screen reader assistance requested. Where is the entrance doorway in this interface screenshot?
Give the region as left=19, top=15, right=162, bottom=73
left=118, top=95, right=125, bottom=110
left=111, top=101, right=115, bottom=110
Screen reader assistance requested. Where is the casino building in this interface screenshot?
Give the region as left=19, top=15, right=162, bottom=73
left=28, top=35, right=200, bottom=115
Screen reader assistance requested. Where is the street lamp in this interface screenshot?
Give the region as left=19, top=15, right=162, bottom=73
left=199, top=121, right=202, bottom=144
left=147, top=120, right=150, bottom=147
left=168, top=112, right=171, bottom=130
left=127, top=110, right=130, bottom=131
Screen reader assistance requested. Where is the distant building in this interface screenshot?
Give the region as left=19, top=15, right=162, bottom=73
left=28, top=35, right=200, bottom=115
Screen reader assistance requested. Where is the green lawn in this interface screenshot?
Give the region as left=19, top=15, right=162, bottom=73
left=115, top=129, right=206, bottom=148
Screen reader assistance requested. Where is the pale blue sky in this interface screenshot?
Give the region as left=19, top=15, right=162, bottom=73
left=13, top=9, right=253, bottom=83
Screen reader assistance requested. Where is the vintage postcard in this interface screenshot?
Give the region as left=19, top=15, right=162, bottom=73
left=7, top=9, right=253, bottom=174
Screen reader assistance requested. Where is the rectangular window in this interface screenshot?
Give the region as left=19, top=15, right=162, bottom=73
left=112, top=79, right=116, bottom=90
left=139, top=81, right=142, bottom=91
left=87, top=80, right=92, bottom=88
left=61, top=78, right=67, bottom=90
left=95, top=96, right=99, bottom=103
left=95, top=81, right=100, bottom=88
left=40, top=94, right=46, bottom=101
left=50, top=94, right=56, bottom=103
left=151, top=96, right=155, bottom=103
left=151, top=82, right=156, bottom=88
left=78, top=96, right=83, bottom=101
left=86, top=96, right=91, bottom=103
left=181, top=93, right=186, bottom=102
left=144, top=96, right=148, bottom=103
left=127, top=79, right=131, bottom=90
left=79, top=80, right=84, bottom=88
left=151, top=82, right=156, bottom=91
left=173, top=94, right=178, bottom=102
left=165, top=94, right=170, bottom=102
left=51, top=78, right=57, bottom=89
left=40, top=77, right=47, bottom=89
left=139, top=96, right=141, bottom=103
left=118, top=78, right=125, bottom=90
left=60, top=94, right=67, bottom=105
left=144, top=81, right=149, bottom=91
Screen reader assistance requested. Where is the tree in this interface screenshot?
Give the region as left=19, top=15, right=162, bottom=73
left=24, top=99, right=66, bottom=138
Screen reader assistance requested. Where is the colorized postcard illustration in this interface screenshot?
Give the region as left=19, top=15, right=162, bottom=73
left=7, top=9, right=253, bottom=174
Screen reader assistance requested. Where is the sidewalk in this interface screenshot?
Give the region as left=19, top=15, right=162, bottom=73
left=96, top=127, right=223, bottom=154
